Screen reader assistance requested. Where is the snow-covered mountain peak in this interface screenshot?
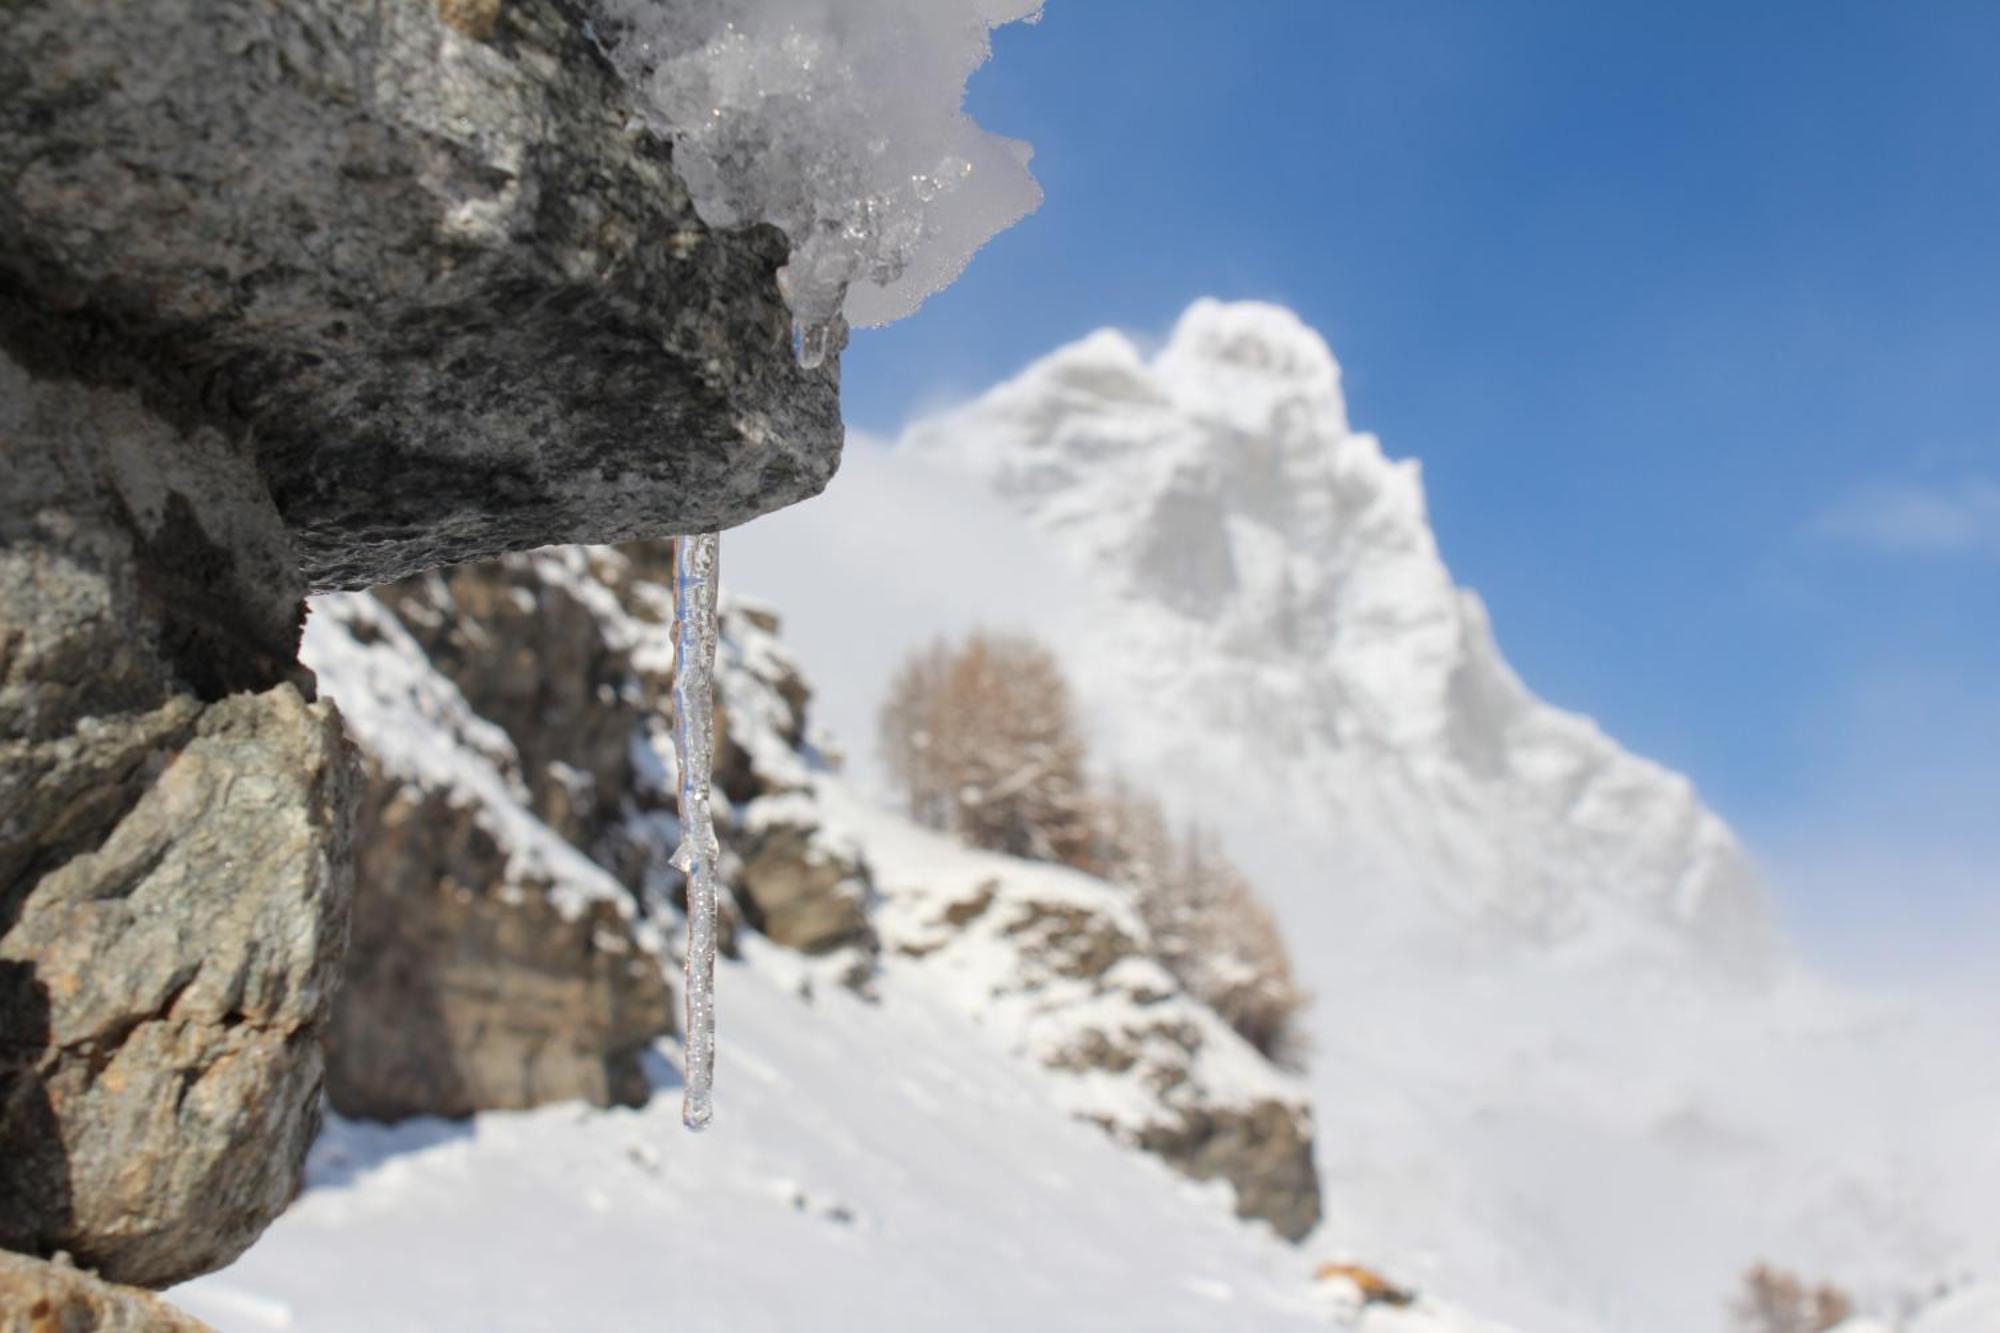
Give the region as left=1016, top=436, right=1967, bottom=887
left=901, top=299, right=1773, bottom=968
left=725, top=304, right=1999, bottom=1333
left=1155, top=297, right=1352, bottom=435
left=912, top=303, right=1439, bottom=653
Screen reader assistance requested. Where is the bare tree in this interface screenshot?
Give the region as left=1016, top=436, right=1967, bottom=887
left=881, top=631, right=1308, bottom=1065
left=1733, top=1263, right=1856, bottom=1333
left=878, top=631, right=1095, bottom=867
left=879, top=636, right=956, bottom=832
left=1096, top=783, right=1309, bottom=1066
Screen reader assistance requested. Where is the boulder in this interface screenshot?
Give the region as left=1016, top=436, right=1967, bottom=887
left=0, top=1252, right=212, bottom=1332
left=0, top=0, right=843, bottom=592
left=1138, top=1102, right=1322, bottom=1245
left=735, top=810, right=872, bottom=956
left=0, top=353, right=354, bottom=1287
left=3, top=0, right=843, bottom=1287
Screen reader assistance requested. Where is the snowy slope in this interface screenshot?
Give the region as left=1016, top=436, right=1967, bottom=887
left=1904, top=1286, right=2000, bottom=1333
left=726, top=302, right=2000, bottom=1332
left=168, top=300, right=1998, bottom=1332
left=174, top=548, right=1517, bottom=1332
left=174, top=939, right=1504, bottom=1333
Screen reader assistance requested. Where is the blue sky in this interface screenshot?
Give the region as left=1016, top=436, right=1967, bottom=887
left=834, top=1, right=2000, bottom=976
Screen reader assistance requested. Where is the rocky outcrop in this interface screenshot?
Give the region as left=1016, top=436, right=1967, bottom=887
left=302, top=583, right=672, bottom=1121
left=302, top=545, right=871, bottom=1120
left=0, top=353, right=354, bottom=1286
left=855, top=790, right=1323, bottom=1240
left=2, top=0, right=846, bottom=1287
left=0, top=0, right=843, bottom=592
left=328, top=776, right=672, bottom=1121
left=1137, top=1102, right=1321, bottom=1245
left=0, top=1252, right=212, bottom=1333
left=734, top=806, right=871, bottom=956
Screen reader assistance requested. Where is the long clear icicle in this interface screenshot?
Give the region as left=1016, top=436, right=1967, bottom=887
left=671, top=532, right=722, bottom=1131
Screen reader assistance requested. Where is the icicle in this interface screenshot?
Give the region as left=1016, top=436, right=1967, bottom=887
left=671, top=531, right=723, bottom=1131
left=793, top=319, right=832, bottom=370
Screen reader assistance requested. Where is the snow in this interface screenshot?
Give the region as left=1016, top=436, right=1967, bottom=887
left=892, top=297, right=1772, bottom=965
left=1907, top=1286, right=2000, bottom=1333
left=671, top=533, right=723, bottom=1130
left=198, top=543, right=1523, bottom=1333
left=726, top=299, right=2000, bottom=1331
left=811, top=779, right=1307, bottom=1145
left=300, top=591, right=632, bottom=921
left=258, top=355, right=2000, bottom=1331
left=599, top=0, right=1044, bottom=333
left=175, top=936, right=1501, bottom=1333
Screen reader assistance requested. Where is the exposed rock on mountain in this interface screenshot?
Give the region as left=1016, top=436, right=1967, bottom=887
left=302, top=545, right=874, bottom=1120
left=735, top=803, right=873, bottom=957
left=323, top=730, right=674, bottom=1120
left=305, top=561, right=671, bottom=1121
left=299, top=540, right=1313, bottom=1239
left=830, top=785, right=1323, bottom=1240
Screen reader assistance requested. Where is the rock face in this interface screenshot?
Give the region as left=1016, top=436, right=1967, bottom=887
left=0, top=0, right=843, bottom=592
left=1136, top=1103, right=1320, bottom=1245
left=302, top=575, right=672, bottom=1121
left=0, top=353, right=355, bottom=1286
left=329, top=775, right=672, bottom=1121
left=849, top=785, right=1323, bottom=1241
left=734, top=811, right=871, bottom=956
left=302, top=545, right=870, bottom=1120
left=2, top=0, right=846, bottom=1288
left=0, top=1252, right=212, bottom=1333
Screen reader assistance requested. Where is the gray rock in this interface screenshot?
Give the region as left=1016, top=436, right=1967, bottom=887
left=0, top=689, right=353, bottom=1287
left=0, top=1251, right=213, bottom=1332
left=327, top=773, right=672, bottom=1121
left=0, top=0, right=844, bottom=593
left=372, top=553, right=653, bottom=861
left=2, top=0, right=850, bottom=1289
left=1137, top=1103, right=1322, bottom=1244
left=1, top=349, right=357, bottom=1290
left=309, top=542, right=891, bottom=1121
left=735, top=816, right=872, bottom=957
left=879, top=850, right=1323, bottom=1242
left=308, top=554, right=679, bottom=1121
